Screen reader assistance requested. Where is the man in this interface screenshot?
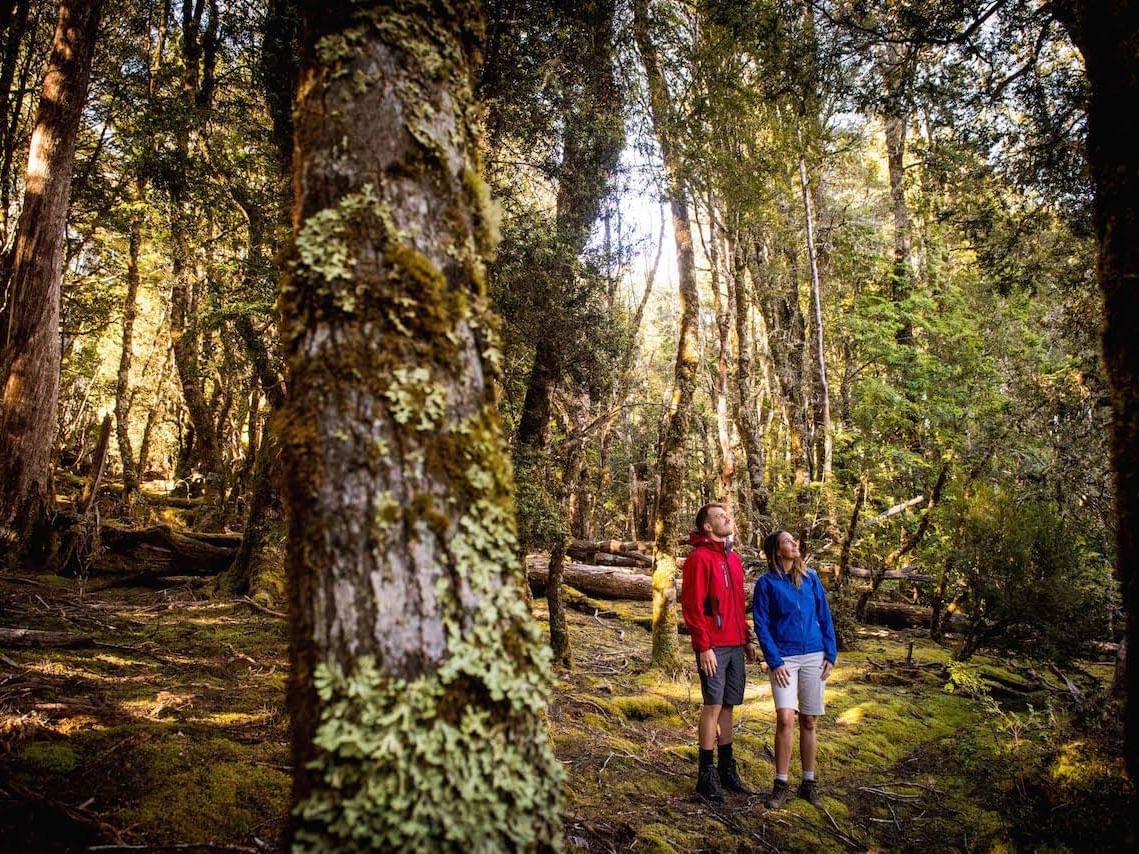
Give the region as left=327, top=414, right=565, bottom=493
left=680, top=502, right=758, bottom=802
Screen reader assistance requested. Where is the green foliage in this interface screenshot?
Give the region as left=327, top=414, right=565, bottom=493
left=950, top=487, right=1114, bottom=661
left=513, top=455, right=569, bottom=552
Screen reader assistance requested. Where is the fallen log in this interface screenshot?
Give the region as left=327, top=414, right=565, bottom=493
left=568, top=550, right=652, bottom=570
left=91, top=524, right=240, bottom=579
left=569, top=538, right=655, bottom=555
left=862, top=601, right=967, bottom=630
left=528, top=560, right=658, bottom=601
left=0, top=628, right=95, bottom=649
left=818, top=564, right=932, bottom=584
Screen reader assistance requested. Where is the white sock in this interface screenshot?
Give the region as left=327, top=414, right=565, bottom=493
left=775, top=773, right=789, bottom=782
left=802, top=770, right=815, bottom=781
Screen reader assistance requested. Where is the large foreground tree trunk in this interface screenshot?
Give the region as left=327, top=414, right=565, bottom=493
left=1054, top=0, right=1139, bottom=791
left=0, top=0, right=102, bottom=555
left=633, top=0, right=700, bottom=670
left=280, top=3, right=562, bottom=848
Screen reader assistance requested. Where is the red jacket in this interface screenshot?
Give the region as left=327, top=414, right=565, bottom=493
left=680, top=532, right=750, bottom=652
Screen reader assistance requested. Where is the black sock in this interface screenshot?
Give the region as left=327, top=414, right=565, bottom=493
left=718, top=743, right=733, bottom=766
left=699, top=748, right=714, bottom=770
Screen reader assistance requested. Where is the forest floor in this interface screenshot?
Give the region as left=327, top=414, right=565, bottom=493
left=0, top=572, right=1134, bottom=852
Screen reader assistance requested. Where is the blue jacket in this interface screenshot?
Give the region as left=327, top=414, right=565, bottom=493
left=752, top=566, right=837, bottom=669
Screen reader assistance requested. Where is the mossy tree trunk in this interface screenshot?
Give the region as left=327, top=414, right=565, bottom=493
left=0, top=0, right=102, bottom=556
left=632, top=0, right=700, bottom=670
left=1053, top=0, right=1139, bottom=790
left=280, top=2, right=562, bottom=848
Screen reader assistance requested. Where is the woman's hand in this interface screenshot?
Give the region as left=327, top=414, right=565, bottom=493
left=699, top=648, right=718, bottom=677
left=821, top=660, right=833, bottom=681
left=772, top=664, right=791, bottom=687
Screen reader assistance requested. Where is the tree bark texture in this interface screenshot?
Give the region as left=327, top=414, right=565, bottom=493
left=0, top=0, right=102, bottom=553
left=1054, top=0, right=1139, bottom=790
left=633, top=0, right=700, bottom=670
left=280, top=3, right=562, bottom=848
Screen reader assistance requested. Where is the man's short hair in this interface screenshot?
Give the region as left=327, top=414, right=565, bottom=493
left=695, top=502, right=724, bottom=533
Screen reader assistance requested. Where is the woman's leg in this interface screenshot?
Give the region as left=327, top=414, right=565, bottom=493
left=774, top=708, right=796, bottom=775
left=799, top=713, right=817, bottom=773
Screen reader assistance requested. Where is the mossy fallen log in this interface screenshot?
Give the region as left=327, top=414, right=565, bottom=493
left=527, top=558, right=657, bottom=601
left=91, top=524, right=240, bottom=578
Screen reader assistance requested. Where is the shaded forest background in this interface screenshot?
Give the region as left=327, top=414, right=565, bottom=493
left=0, top=0, right=1135, bottom=850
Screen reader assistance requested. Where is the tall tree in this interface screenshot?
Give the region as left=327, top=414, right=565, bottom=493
left=280, top=2, right=562, bottom=847
left=632, top=0, right=701, bottom=669
left=1053, top=0, right=1139, bottom=792
left=0, top=0, right=103, bottom=554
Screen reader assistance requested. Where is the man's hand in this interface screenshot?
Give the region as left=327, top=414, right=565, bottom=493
left=745, top=642, right=758, bottom=664
left=772, top=664, right=791, bottom=688
left=821, top=660, right=833, bottom=681
left=699, top=648, right=718, bottom=677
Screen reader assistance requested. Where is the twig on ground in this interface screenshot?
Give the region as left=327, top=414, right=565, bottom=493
left=240, top=597, right=286, bottom=619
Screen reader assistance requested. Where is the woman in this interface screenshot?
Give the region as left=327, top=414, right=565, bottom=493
left=752, top=529, right=837, bottom=808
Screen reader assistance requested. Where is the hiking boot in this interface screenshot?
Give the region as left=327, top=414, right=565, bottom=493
left=766, top=778, right=791, bottom=809
left=695, top=764, right=725, bottom=803
left=797, top=779, right=821, bottom=805
left=719, top=757, right=753, bottom=794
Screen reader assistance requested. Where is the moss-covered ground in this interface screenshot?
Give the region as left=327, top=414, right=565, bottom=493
left=0, top=574, right=1133, bottom=851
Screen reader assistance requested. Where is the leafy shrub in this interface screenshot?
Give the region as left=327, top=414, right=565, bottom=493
left=951, top=487, right=1115, bottom=660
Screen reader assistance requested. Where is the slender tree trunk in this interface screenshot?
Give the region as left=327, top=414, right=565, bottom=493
left=749, top=236, right=810, bottom=488
left=707, top=203, right=734, bottom=508
left=1054, top=0, right=1139, bottom=790
left=730, top=232, right=770, bottom=537
left=633, top=0, right=700, bottom=670
left=115, top=190, right=144, bottom=503
left=549, top=392, right=590, bottom=667
left=0, top=0, right=102, bottom=554
left=514, top=0, right=622, bottom=459
left=0, top=0, right=44, bottom=248
left=881, top=42, right=915, bottom=346
left=137, top=345, right=171, bottom=476
left=281, top=3, right=562, bottom=847
left=798, top=151, right=831, bottom=481
left=169, top=0, right=224, bottom=509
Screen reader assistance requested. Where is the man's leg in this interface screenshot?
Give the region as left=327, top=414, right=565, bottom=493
left=699, top=703, right=723, bottom=750
left=717, top=705, right=733, bottom=744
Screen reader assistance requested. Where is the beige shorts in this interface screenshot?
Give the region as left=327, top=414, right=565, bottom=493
left=770, top=651, right=827, bottom=715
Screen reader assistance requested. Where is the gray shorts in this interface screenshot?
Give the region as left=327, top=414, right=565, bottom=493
left=770, top=651, right=827, bottom=715
left=696, top=645, right=746, bottom=706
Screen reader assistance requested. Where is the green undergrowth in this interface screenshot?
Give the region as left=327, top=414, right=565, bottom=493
left=540, top=600, right=1133, bottom=852
left=0, top=577, right=1132, bottom=851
